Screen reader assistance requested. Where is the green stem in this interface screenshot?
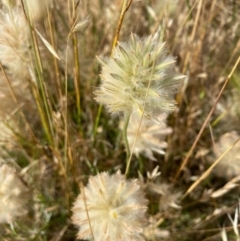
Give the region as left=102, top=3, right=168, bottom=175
left=92, top=104, right=102, bottom=144
left=123, top=113, right=130, bottom=164
left=22, top=0, right=54, bottom=145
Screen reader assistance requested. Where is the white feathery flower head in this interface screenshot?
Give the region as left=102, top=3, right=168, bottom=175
left=95, top=28, right=184, bottom=119
left=72, top=171, right=148, bottom=241
left=0, top=7, right=30, bottom=78
left=0, top=164, right=29, bottom=223
left=126, top=113, right=172, bottom=160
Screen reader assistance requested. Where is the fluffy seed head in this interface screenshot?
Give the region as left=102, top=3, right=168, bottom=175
left=0, top=164, right=29, bottom=223
left=0, top=7, right=30, bottom=78
left=72, top=171, right=148, bottom=241
left=125, top=113, right=172, bottom=160
left=95, top=29, right=184, bottom=119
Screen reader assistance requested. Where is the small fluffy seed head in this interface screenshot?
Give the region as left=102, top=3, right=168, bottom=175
left=0, top=164, right=29, bottom=223
left=125, top=113, right=172, bottom=160
left=95, top=29, right=184, bottom=119
left=72, top=171, right=148, bottom=241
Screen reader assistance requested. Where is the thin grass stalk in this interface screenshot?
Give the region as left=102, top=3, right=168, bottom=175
left=67, top=136, right=74, bottom=167
left=46, top=4, right=62, bottom=100
left=125, top=58, right=156, bottom=176
left=42, top=79, right=57, bottom=139
left=64, top=33, right=78, bottom=170
left=81, top=182, right=95, bottom=241
left=69, top=0, right=82, bottom=128
left=31, top=29, right=54, bottom=146
left=123, top=114, right=130, bottom=162
left=220, top=39, right=240, bottom=79
left=125, top=116, right=141, bottom=176
left=61, top=0, right=81, bottom=170
left=182, top=137, right=240, bottom=200
left=55, top=225, right=69, bottom=241
left=72, top=32, right=81, bottom=127
left=31, top=84, right=52, bottom=144
left=211, top=111, right=228, bottom=127
left=21, top=0, right=54, bottom=145
left=64, top=36, right=71, bottom=168
left=92, top=104, right=102, bottom=144
left=112, top=0, right=133, bottom=50
left=33, top=27, right=56, bottom=141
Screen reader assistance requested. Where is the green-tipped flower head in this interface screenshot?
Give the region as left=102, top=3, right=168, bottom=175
left=95, top=29, right=184, bottom=119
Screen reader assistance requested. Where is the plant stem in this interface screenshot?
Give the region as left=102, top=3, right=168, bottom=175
left=123, top=113, right=130, bottom=161
left=92, top=104, right=102, bottom=144
left=112, top=0, right=133, bottom=50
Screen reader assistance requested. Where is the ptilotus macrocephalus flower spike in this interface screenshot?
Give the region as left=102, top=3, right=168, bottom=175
left=95, top=28, right=184, bottom=121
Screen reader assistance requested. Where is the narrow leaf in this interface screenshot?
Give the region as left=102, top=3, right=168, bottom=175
left=35, top=29, right=61, bottom=60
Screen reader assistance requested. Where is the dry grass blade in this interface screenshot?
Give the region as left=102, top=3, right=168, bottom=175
left=35, top=29, right=61, bottom=60
left=211, top=175, right=240, bottom=198
left=182, top=137, right=240, bottom=199
left=111, top=0, right=133, bottom=50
